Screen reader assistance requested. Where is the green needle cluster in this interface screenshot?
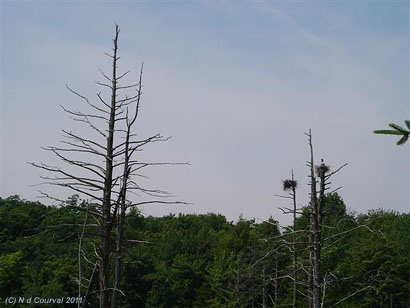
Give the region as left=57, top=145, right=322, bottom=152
left=374, top=120, right=410, bottom=145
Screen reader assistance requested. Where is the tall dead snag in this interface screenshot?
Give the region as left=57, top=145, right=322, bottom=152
left=110, top=63, right=143, bottom=308
left=30, top=25, right=186, bottom=308
left=306, top=129, right=330, bottom=308
left=274, top=171, right=302, bottom=308
left=98, top=25, right=119, bottom=308
left=275, top=131, right=368, bottom=307
left=271, top=175, right=302, bottom=307
left=305, top=129, right=317, bottom=308
left=306, top=129, right=320, bottom=308
left=282, top=172, right=298, bottom=308
left=305, top=129, right=347, bottom=308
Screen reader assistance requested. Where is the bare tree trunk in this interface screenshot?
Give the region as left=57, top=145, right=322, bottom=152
left=315, top=161, right=327, bottom=308
left=306, top=129, right=321, bottom=308
left=278, top=172, right=301, bottom=307
left=111, top=173, right=127, bottom=308
left=316, top=159, right=329, bottom=308
left=274, top=248, right=279, bottom=302
left=111, top=65, right=143, bottom=308
left=291, top=172, right=298, bottom=308
left=100, top=25, right=120, bottom=308
left=82, top=262, right=99, bottom=307
left=78, top=205, right=89, bottom=308
left=31, top=24, right=186, bottom=308
left=308, top=251, right=313, bottom=308
left=312, top=235, right=321, bottom=308
left=111, top=194, right=126, bottom=308
left=307, top=131, right=331, bottom=308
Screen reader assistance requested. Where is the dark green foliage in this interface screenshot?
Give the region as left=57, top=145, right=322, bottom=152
left=0, top=196, right=48, bottom=247
left=0, top=250, right=23, bottom=297
left=0, top=196, right=408, bottom=307
left=0, top=196, right=81, bottom=308
left=332, top=210, right=410, bottom=308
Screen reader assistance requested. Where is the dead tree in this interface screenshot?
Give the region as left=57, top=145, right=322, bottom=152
left=273, top=170, right=303, bottom=308
left=306, top=130, right=320, bottom=308
left=30, top=25, right=186, bottom=308
left=272, top=130, right=376, bottom=307
left=282, top=172, right=298, bottom=308
left=306, top=129, right=330, bottom=308
left=305, top=129, right=348, bottom=308
left=110, top=61, right=143, bottom=308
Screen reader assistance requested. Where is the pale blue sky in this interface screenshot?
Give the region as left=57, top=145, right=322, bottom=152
left=1, top=1, right=409, bottom=224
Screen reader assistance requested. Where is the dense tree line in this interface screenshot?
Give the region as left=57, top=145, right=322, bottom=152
left=0, top=195, right=409, bottom=307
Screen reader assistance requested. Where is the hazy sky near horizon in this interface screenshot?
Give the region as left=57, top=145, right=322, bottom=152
left=1, top=1, right=409, bottom=225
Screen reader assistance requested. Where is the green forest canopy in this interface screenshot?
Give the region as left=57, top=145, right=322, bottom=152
left=0, top=195, right=409, bottom=307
